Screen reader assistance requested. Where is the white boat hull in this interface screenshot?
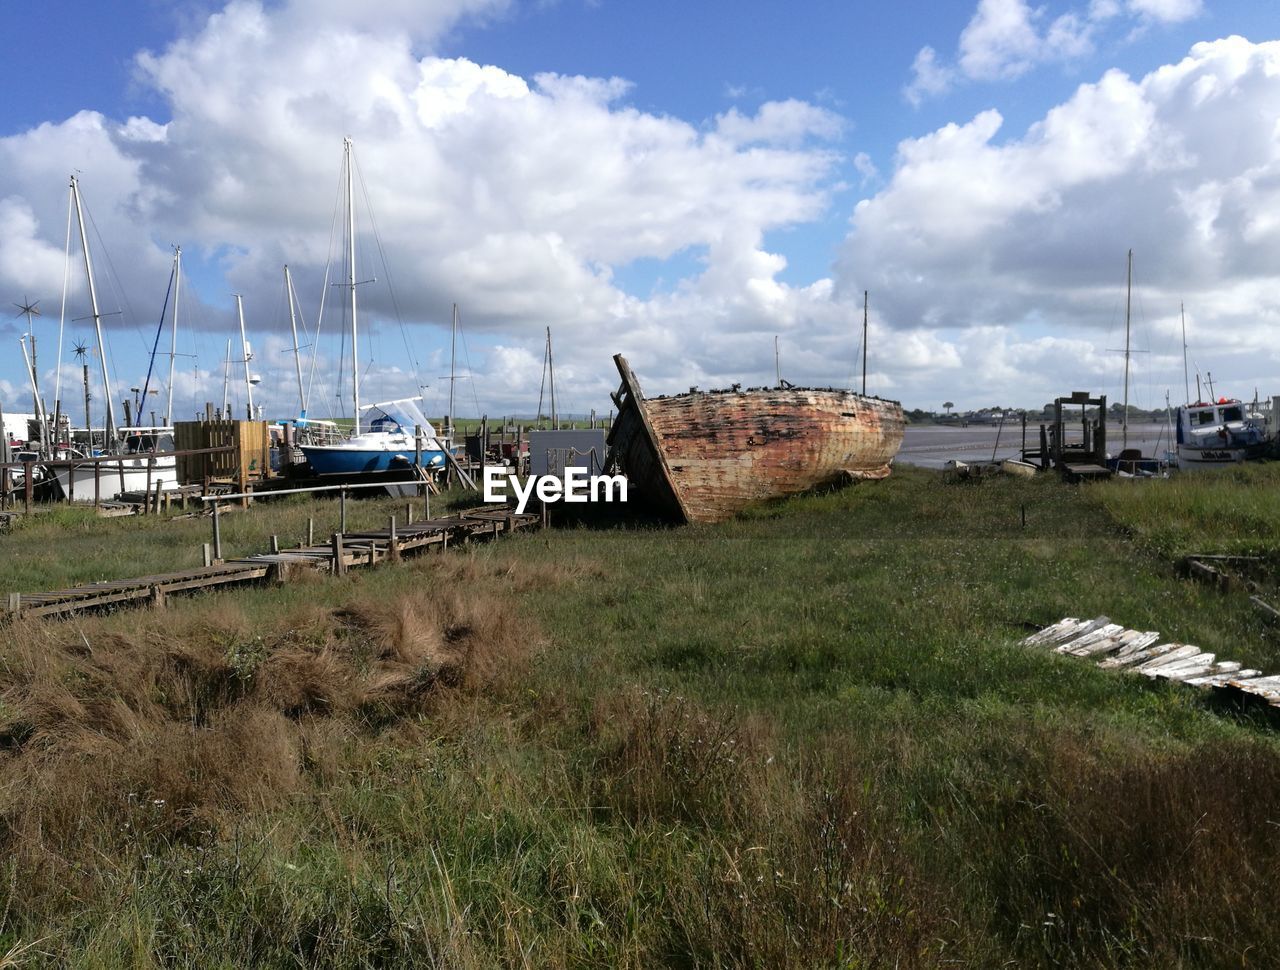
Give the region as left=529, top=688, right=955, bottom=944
left=52, top=456, right=179, bottom=502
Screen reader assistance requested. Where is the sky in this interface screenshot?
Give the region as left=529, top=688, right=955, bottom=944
left=1, top=0, right=1278, bottom=425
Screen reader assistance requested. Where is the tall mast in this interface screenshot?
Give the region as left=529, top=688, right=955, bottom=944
left=1123, top=248, right=1132, bottom=451
left=18, top=335, right=45, bottom=450
left=774, top=335, right=781, bottom=388
left=71, top=175, right=116, bottom=447
left=166, top=247, right=181, bottom=425
left=346, top=137, right=360, bottom=435
left=862, top=290, right=869, bottom=395
left=222, top=338, right=232, bottom=416
left=236, top=295, right=254, bottom=420
left=449, top=302, right=458, bottom=436
left=547, top=325, right=557, bottom=429
left=285, top=265, right=306, bottom=418
left=15, top=300, right=47, bottom=450
left=1180, top=302, right=1190, bottom=406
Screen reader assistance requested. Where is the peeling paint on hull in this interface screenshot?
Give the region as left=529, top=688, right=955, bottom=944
left=606, top=354, right=905, bottom=523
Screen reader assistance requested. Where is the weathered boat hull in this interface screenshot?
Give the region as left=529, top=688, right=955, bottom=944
left=606, top=354, right=904, bottom=523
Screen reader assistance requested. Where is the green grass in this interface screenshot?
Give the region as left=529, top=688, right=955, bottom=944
left=1, top=466, right=1279, bottom=967
left=0, top=488, right=476, bottom=593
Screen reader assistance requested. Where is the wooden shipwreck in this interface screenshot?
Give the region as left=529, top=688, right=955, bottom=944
left=605, top=354, right=904, bottom=523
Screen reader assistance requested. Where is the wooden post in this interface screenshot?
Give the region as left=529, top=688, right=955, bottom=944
left=23, top=461, right=32, bottom=514
left=212, top=501, right=223, bottom=561
left=202, top=543, right=212, bottom=567
left=414, top=424, right=424, bottom=496
left=405, top=502, right=413, bottom=525
left=307, top=516, right=315, bottom=546
left=388, top=515, right=399, bottom=561
left=67, top=455, right=75, bottom=504
left=270, top=534, right=280, bottom=554
left=331, top=532, right=346, bottom=575
left=424, top=490, right=431, bottom=522
left=8, top=592, right=20, bottom=614
left=479, top=414, right=488, bottom=483
left=145, top=456, right=154, bottom=511
left=340, top=487, right=347, bottom=533
left=94, top=460, right=101, bottom=508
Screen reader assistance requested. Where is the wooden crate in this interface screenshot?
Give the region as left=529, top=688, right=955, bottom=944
left=175, top=420, right=272, bottom=485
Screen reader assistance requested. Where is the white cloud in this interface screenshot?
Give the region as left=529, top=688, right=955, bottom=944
left=905, top=0, right=1201, bottom=105
left=846, top=36, right=1280, bottom=407
left=714, top=99, right=844, bottom=146
left=958, top=0, right=1048, bottom=81
left=904, top=46, right=957, bottom=106
left=1128, top=0, right=1202, bottom=25
left=0, top=0, right=849, bottom=418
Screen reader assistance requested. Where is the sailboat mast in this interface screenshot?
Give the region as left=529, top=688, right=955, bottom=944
left=1180, top=302, right=1190, bottom=406
left=71, top=175, right=116, bottom=447
left=346, top=138, right=360, bottom=436
left=862, top=290, right=869, bottom=395
left=166, top=247, right=181, bottom=425
left=449, top=303, right=457, bottom=437
left=222, top=338, right=232, bottom=416
left=285, top=265, right=306, bottom=418
left=547, top=326, right=557, bottom=429
left=1123, top=248, right=1132, bottom=451
left=236, top=295, right=254, bottom=420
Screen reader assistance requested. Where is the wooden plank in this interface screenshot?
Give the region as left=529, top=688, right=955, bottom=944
left=1133, top=645, right=1203, bottom=672
left=1098, top=642, right=1185, bottom=669
left=1055, top=622, right=1124, bottom=653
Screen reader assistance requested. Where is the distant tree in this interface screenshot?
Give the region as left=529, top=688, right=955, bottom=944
left=943, top=401, right=954, bottom=416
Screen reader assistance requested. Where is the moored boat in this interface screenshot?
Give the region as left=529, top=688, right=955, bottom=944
left=1175, top=397, right=1269, bottom=469
left=301, top=398, right=449, bottom=474
left=605, top=354, right=904, bottom=523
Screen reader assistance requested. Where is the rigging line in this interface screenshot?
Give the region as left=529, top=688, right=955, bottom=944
left=457, top=306, right=482, bottom=418
left=352, top=153, right=425, bottom=394
left=137, top=254, right=178, bottom=413
left=306, top=162, right=345, bottom=417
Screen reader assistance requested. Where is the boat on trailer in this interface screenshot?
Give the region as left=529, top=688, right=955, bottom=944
left=605, top=354, right=904, bottom=523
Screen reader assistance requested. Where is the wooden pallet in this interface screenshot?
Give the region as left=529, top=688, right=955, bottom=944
left=1022, top=616, right=1279, bottom=710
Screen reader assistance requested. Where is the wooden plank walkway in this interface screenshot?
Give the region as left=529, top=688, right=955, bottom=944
left=1022, top=616, right=1280, bottom=711
left=5, top=506, right=537, bottom=621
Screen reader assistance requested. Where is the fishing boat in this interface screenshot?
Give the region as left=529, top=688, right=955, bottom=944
left=301, top=397, right=448, bottom=474
left=1174, top=397, right=1269, bottom=469
left=605, top=354, right=904, bottom=523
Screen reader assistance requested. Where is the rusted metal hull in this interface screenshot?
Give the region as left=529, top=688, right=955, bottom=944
left=606, top=354, right=904, bottom=523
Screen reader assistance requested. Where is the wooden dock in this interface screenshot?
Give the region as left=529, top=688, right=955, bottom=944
left=5, top=506, right=536, bottom=621
left=1023, top=616, right=1280, bottom=711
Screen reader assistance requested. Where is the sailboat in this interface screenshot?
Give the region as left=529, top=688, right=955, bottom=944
left=48, top=178, right=180, bottom=501
left=299, top=139, right=448, bottom=476
left=1105, top=250, right=1166, bottom=476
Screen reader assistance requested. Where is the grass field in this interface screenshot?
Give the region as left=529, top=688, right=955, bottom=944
left=1, top=466, right=1278, bottom=967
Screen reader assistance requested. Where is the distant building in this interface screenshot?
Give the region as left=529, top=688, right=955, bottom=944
left=2, top=410, right=36, bottom=445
